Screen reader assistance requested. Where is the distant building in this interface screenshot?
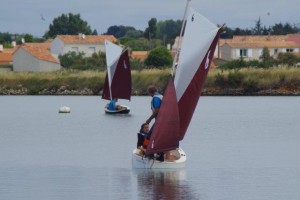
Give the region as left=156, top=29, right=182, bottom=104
left=219, top=34, right=300, bottom=61
left=51, top=34, right=118, bottom=59
left=13, top=43, right=60, bottom=72
left=130, top=51, right=148, bottom=61
left=0, top=45, right=18, bottom=65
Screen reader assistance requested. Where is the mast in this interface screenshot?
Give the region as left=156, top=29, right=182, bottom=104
left=107, top=66, right=113, bottom=100
left=171, top=0, right=191, bottom=77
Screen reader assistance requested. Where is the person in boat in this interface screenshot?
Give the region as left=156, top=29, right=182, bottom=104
left=136, top=123, right=149, bottom=155
left=145, top=85, right=163, bottom=139
left=145, top=85, right=164, bottom=162
left=145, top=85, right=163, bottom=125
left=107, top=98, right=122, bottom=111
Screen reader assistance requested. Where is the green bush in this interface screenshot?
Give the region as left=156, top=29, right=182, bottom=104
left=218, top=58, right=247, bottom=70
left=277, top=52, right=299, bottom=66
left=144, top=46, right=172, bottom=68
left=242, top=77, right=259, bottom=94
left=214, top=72, right=227, bottom=88
left=227, top=70, right=244, bottom=88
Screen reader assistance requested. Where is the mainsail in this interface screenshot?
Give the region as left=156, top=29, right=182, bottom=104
left=102, top=40, right=132, bottom=100
left=146, top=7, right=222, bottom=154
left=174, top=7, right=222, bottom=140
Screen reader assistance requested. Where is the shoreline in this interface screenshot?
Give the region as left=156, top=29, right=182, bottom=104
left=1, top=87, right=299, bottom=96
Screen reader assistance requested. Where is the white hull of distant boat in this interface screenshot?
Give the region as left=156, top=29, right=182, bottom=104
left=59, top=106, right=70, bottom=113
left=104, top=105, right=130, bottom=114
left=132, top=148, right=186, bottom=169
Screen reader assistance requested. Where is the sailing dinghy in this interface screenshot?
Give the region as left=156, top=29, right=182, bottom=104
left=102, top=40, right=132, bottom=114
left=132, top=3, right=223, bottom=168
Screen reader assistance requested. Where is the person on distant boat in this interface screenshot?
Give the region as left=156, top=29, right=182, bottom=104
left=107, top=98, right=122, bottom=111
left=136, top=123, right=149, bottom=155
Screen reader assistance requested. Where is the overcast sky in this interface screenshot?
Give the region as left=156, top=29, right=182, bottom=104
left=1, top=0, right=299, bottom=37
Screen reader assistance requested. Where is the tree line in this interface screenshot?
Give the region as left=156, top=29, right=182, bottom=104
left=1, top=13, right=299, bottom=46
left=1, top=13, right=300, bottom=69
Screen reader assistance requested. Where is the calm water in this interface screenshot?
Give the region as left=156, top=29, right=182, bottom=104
left=0, top=96, right=299, bottom=200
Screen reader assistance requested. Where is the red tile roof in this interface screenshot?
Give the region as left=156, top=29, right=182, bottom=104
left=57, top=35, right=117, bottom=44
left=131, top=51, right=149, bottom=61
left=0, top=46, right=18, bottom=64
left=222, top=34, right=300, bottom=48
left=15, top=43, right=59, bottom=63
left=0, top=53, right=13, bottom=64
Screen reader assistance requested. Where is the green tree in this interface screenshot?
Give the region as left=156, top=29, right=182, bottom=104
left=144, top=18, right=158, bottom=50
left=24, top=34, right=34, bottom=43
left=59, top=51, right=86, bottom=68
left=271, top=23, right=298, bottom=35
left=87, top=51, right=106, bottom=70
left=106, top=25, right=143, bottom=38
left=0, top=32, right=12, bottom=44
left=253, top=17, right=263, bottom=35
left=157, top=19, right=181, bottom=45
left=144, top=46, right=172, bottom=68
left=260, top=47, right=272, bottom=61
left=277, top=52, right=299, bottom=66
left=44, top=13, right=93, bottom=38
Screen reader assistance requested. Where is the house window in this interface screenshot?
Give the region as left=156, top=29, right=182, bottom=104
left=88, top=47, right=96, bottom=54
left=286, top=48, right=294, bottom=52
left=71, top=47, right=78, bottom=53
left=240, top=49, right=248, bottom=57
left=71, top=47, right=79, bottom=52
left=274, top=49, right=278, bottom=54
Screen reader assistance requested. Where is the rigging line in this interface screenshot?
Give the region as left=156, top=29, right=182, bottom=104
left=150, top=158, right=155, bottom=169
left=171, top=0, right=191, bottom=77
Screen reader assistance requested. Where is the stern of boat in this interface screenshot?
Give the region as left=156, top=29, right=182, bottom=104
left=132, top=148, right=186, bottom=169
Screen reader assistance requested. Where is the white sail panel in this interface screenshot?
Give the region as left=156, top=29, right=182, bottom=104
left=105, top=40, right=123, bottom=87
left=174, top=8, right=219, bottom=101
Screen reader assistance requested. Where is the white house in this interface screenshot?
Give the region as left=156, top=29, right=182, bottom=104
left=13, top=43, right=60, bottom=72
left=220, top=34, right=300, bottom=61
left=51, top=34, right=118, bottom=59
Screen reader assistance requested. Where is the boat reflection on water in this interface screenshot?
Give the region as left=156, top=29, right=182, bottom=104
left=134, top=169, right=197, bottom=199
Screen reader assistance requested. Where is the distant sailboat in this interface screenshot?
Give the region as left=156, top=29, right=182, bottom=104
left=132, top=2, right=223, bottom=168
left=102, top=40, right=132, bottom=114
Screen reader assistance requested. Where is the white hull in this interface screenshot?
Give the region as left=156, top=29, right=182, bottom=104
left=132, top=148, right=186, bottom=169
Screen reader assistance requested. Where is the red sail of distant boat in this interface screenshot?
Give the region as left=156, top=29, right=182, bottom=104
left=146, top=77, right=180, bottom=155
left=145, top=7, right=222, bottom=154
left=102, top=40, right=131, bottom=101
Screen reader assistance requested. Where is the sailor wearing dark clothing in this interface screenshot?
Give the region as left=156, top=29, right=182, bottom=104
left=137, top=123, right=149, bottom=152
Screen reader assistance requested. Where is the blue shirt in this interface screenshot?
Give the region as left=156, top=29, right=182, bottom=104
left=108, top=100, right=116, bottom=110
left=152, top=96, right=162, bottom=108
left=151, top=93, right=163, bottom=112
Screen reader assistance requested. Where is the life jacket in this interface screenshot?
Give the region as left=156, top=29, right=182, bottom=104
left=143, top=138, right=149, bottom=148
left=151, top=93, right=163, bottom=112
left=137, top=132, right=148, bottom=148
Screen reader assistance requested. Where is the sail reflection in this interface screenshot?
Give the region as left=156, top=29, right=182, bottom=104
left=134, top=169, right=196, bottom=199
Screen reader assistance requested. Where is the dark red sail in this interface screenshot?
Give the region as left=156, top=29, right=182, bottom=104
left=146, top=77, right=180, bottom=155
left=102, top=49, right=131, bottom=100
